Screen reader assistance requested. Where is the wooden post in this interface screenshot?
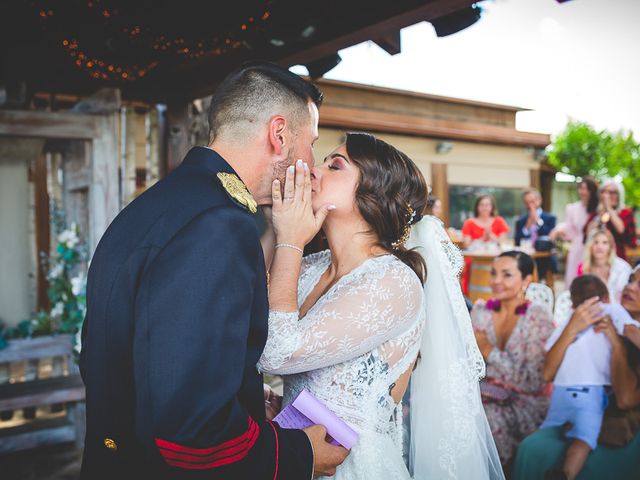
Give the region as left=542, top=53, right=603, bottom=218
left=89, top=115, right=120, bottom=254
left=539, top=166, right=555, bottom=212
left=165, top=103, right=191, bottom=174
left=530, top=169, right=541, bottom=191
left=431, top=163, right=449, bottom=226
left=121, top=108, right=138, bottom=205
left=147, top=108, right=161, bottom=188
left=33, top=153, right=50, bottom=312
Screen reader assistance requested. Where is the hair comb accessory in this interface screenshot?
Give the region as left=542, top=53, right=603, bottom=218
left=392, top=203, right=415, bottom=249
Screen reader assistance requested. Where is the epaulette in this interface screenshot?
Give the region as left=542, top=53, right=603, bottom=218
left=216, top=172, right=257, bottom=214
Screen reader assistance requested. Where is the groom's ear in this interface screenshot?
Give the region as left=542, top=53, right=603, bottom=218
left=268, top=116, right=287, bottom=156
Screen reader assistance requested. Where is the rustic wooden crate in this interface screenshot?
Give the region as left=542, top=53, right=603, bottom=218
left=0, top=335, right=85, bottom=454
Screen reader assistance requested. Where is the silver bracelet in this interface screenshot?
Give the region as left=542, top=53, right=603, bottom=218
left=275, top=243, right=303, bottom=254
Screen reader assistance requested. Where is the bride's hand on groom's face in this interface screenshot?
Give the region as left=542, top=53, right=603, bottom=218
left=271, top=159, right=335, bottom=249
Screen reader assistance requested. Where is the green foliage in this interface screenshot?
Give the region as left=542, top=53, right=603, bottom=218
left=0, top=216, right=87, bottom=353
left=547, top=120, right=640, bottom=208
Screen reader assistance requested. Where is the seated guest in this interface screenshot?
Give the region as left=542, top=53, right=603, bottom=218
left=471, top=251, right=554, bottom=465
left=540, top=275, right=639, bottom=480
left=577, top=228, right=632, bottom=303
left=515, top=189, right=557, bottom=280
left=461, top=194, right=510, bottom=294
left=513, top=265, right=640, bottom=480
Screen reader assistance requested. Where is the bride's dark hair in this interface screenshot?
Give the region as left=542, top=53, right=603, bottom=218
left=345, top=132, right=428, bottom=283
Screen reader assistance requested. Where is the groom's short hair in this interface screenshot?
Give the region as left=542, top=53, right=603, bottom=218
left=207, top=61, right=323, bottom=143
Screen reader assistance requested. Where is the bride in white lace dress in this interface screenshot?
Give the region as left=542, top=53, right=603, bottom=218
left=258, top=133, right=503, bottom=479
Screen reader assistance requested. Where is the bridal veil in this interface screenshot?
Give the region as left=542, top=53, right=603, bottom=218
left=406, top=216, right=504, bottom=480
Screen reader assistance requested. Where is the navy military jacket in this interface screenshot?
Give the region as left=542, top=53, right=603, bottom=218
left=80, top=147, right=313, bottom=479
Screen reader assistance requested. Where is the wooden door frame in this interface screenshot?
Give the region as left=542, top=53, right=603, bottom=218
left=0, top=109, right=119, bottom=311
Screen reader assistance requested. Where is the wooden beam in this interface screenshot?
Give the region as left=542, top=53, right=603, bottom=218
left=277, top=0, right=475, bottom=66
left=316, top=78, right=528, bottom=112
left=431, top=163, right=449, bottom=227
left=0, top=110, right=100, bottom=140
left=373, top=31, right=401, bottom=56
left=319, top=104, right=551, bottom=148
left=33, top=152, right=50, bottom=312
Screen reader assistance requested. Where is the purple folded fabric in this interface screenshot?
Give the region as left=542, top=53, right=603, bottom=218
left=273, top=389, right=359, bottom=449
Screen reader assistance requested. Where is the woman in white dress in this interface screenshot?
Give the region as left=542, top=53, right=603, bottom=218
left=258, top=133, right=503, bottom=479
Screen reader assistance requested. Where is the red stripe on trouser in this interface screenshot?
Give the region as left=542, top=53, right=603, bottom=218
left=267, top=421, right=279, bottom=480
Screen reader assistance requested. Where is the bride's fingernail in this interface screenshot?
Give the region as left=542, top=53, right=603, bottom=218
left=328, top=205, right=337, bottom=211
left=296, top=159, right=303, bottom=168
left=303, top=162, right=309, bottom=172
left=288, top=165, right=295, bottom=174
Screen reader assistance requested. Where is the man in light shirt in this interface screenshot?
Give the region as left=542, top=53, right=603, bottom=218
left=541, top=274, right=640, bottom=480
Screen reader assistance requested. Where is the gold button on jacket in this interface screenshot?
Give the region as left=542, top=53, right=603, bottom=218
left=104, top=438, right=118, bottom=450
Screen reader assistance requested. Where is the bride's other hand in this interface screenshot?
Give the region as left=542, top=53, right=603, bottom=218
left=272, top=159, right=335, bottom=249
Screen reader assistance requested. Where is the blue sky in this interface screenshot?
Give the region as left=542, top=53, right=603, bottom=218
left=292, top=0, right=640, bottom=139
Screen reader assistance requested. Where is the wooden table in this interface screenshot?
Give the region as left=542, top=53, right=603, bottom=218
left=463, top=250, right=553, bottom=302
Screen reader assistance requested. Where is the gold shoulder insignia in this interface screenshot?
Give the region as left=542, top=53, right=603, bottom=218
left=216, top=172, right=257, bottom=214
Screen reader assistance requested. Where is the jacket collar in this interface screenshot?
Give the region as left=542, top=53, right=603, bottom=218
left=182, top=146, right=238, bottom=177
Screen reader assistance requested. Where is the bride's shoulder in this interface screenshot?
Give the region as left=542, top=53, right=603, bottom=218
left=378, top=256, right=424, bottom=293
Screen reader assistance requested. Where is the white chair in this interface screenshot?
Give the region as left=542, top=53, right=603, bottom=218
left=553, top=290, right=573, bottom=327
left=526, top=282, right=554, bottom=315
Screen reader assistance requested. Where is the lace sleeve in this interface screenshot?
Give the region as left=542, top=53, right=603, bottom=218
left=258, top=259, right=423, bottom=375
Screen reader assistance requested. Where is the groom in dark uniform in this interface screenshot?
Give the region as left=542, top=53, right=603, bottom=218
left=80, top=62, right=348, bottom=479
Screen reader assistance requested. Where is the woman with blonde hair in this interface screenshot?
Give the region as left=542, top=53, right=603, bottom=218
left=577, top=228, right=632, bottom=303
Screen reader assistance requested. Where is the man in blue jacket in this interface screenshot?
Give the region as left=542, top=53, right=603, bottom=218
left=515, top=189, right=557, bottom=281
left=80, top=61, right=348, bottom=479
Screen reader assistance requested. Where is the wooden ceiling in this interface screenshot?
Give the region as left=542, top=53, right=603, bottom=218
left=0, top=0, right=479, bottom=104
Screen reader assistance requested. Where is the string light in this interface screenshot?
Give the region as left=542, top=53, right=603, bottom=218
left=35, top=0, right=274, bottom=82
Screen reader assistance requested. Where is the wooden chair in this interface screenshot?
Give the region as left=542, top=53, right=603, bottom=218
left=0, top=334, right=85, bottom=453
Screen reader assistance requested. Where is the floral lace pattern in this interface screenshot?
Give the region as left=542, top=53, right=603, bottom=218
left=406, top=216, right=494, bottom=479
left=258, top=252, right=425, bottom=440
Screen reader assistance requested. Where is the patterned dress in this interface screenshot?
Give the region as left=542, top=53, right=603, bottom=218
left=471, top=301, right=554, bottom=463
left=258, top=251, right=425, bottom=479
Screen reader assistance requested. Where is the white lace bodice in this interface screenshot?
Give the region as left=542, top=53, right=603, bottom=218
left=258, top=251, right=425, bottom=441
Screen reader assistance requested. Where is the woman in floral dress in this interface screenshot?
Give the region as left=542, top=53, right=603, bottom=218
left=471, top=251, right=555, bottom=464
